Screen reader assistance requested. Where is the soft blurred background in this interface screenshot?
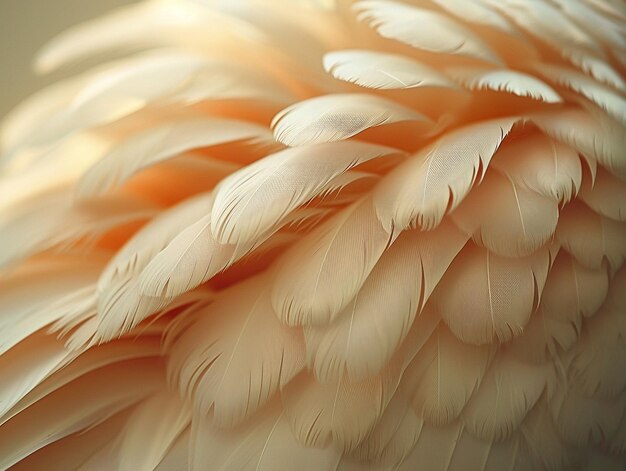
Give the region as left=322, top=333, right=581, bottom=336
left=0, top=0, right=137, bottom=120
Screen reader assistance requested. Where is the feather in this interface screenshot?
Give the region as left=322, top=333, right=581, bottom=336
left=323, top=50, right=457, bottom=90
left=407, top=325, right=494, bottom=426
left=354, top=0, right=501, bottom=64
left=450, top=170, right=559, bottom=257
left=283, top=307, right=438, bottom=451
left=9, top=409, right=132, bottom=471
left=0, top=189, right=156, bottom=269
left=556, top=201, right=626, bottom=271
left=76, top=118, right=270, bottom=199
left=434, top=244, right=551, bottom=345
left=447, top=67, right=562, bottom=103
left=33, top=0, right=208, bottom=74
left=272, top=93, right=429, bottom=147
left=349, top=392, right=423, bottom=464
left=2, top=337, right=162, bottom=427
left=550, top=382, right=623, bottom=447
left=530, top=107, right=626, bottom=180
left=0, top=258, right=102, bottom=354
left=272, top=196, right=395, bottom=326
left=304, top=220, right=467, bottom=382
left=462, top=353, right=550, bottom=441
left=394, top=421, right=464, bottom=471
left=118, top=391, right=190, bottom=471
left=0, top=358, right=164, bottom=469
left=551, top=0, right=626, bottom=63
left=537, top=65, right=626, bottom=125
left=211, top=141, right=403, bottom=246
left=580, top=167, right=626, bottom=221
left=167, top=276, right=305, bottom=427
left=190, top=400, right=341, bottom=471
left=491, top=132, right=582, bottom=204
left=95, top=192, right=214, bottom=341
left=374, top=117, right=517, bottom=231
left=541, top=251, right=609, bottom=323
left=426, top=0, right=514, bottom=33
left=153, top=427, right=189, bottom=471
left=282, top=369, right=397, bottom=451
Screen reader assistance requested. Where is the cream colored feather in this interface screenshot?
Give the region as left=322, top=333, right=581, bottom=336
left=434, top=244, right=551, bottom=345
left=324, top=50, right=457, bottom=90
left=374, top=117, right=517, bottom=231
left=304, top=221, right=466, bottom=382
left=272, top=93, right=429, bottom=147
left=272, top=196, right=395, bottom=326
left=355, top=0, right=501, bottom=63
left=211, top=141, right=403, bottom=246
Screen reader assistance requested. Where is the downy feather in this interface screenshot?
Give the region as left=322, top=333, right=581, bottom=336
left=95, top=192, right=214, bottom=341
left=118, top=390, right=190, bottom=471
left=580, top=167, right=626, bottom=221
left=407, top=325, right=494, bottom=425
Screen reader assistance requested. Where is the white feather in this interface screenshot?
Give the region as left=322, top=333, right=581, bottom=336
left=272, top=93, right=429, bottom=147
left=448, top=68, right=562, bottom=103
left=167, top=276, right=306, bottom=427
left=304, top=221, right=467, bottom=382
left=271, top=196, right=395, bottom=326
left=323, top=50, right=457, bottom=90
left=76, top=118, right=272, bottom=199
left=354, top=0, right=501, bottom=63
left=211, top=141, right=403, bottom=246
left=374, top=117, right=517, bottom=231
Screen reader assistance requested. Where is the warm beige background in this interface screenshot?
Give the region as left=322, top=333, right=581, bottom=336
left=0, top=0, right=137, bottom=120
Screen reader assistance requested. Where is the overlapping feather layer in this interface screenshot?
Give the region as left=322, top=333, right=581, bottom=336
left=0, top=0, right=625, bottom=470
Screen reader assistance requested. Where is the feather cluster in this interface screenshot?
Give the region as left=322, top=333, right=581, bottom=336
left=1, top=0, right=625, bottom=470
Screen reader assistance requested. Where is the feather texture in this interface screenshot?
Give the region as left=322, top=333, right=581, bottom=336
left=491, top=132, right=582, bottom=204
left=374, top=117, right=517, bottom=231
left=450, top=170, right=559, bottom=257
left=272, top=93, right=429, bottom=147
left=211, top=141, right=403, bottom=246
left=272, top=196, right=395, bottom=326
left=355, top=0, right=501, bottom=64
left=304, top=220, right=467, bottom=382
left=168, top=276, right=305, bottom=427
left=324, top=50, right=457, bottom=90
left=448, top=68, right=562, bottom=103
left=76, top=118, right=270, bottom=199
left=434, top=244, right=551, bottom=345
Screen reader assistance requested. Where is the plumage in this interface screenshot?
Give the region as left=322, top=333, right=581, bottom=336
left=324, top=50, right=457, bottom=90
left=374, top=117, right=517, bottom=231
left=272, top=93, right=429, bottom=147
left=1, top=0, right=626, bottom=469
left=354, top=0, right=501, bottom=64
left=434, top=243, right=551, bottom=345
left=272, top=196, right=395, bottom=326
left=448, top=68, right=562, bottom=103
left=168, top=276, right=305, bottom=427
